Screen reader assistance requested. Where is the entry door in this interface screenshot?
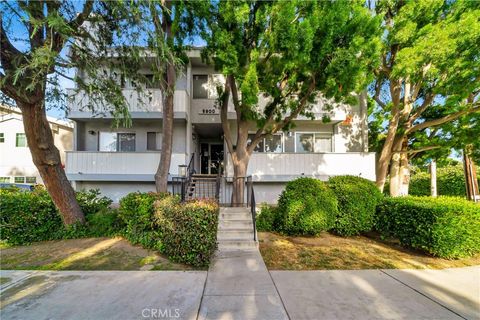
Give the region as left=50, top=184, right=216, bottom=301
left=200, top=143, right=224, bottom=175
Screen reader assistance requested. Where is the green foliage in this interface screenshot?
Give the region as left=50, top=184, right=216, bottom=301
left=155, top=197, right=219, bottom=267
left=118, top=192, right=168, bottom=250
left=0, top=188, right=64, bottom=245
left=276, top=178, right=337, bottom=236
left=76, top=189, right=113, bottom=216
left=86, top=209, right=125, bottom=237
left=376, top=196, right=480, bottom=259
left=256, top=204, right=278, bottom=232
left=0, top=187, right=117, bottom=245
left=328, top=175, right=383, bottom=236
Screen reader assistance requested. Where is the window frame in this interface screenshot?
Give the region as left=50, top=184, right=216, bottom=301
left=15, top=133, right=27, bottom=147
left=25, top=177, right=37, bottom=184
left=0, top=133, right=4, bottom=143
left=248, top=132, right=285, bottom=153
left=192, top=74, right=225, bottom=100
left=98, top=132, right=136, bottom=152
left=147, top=132, right=162, bottom=151
left=14, top=176, right=26, bottom=183
left=0, top=177, right=10, bottom=183
left=294, top=132, right=334, bottom=153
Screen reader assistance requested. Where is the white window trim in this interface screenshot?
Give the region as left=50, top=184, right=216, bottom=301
left=294, top=131, right=334, bottom=153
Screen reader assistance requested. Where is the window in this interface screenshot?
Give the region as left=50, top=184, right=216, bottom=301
left=14, top=177, right=25, bottom=183
left=25, top=177, right=37, bottom=184
left=99, top=132, right=136, bottom=152
left=0, top=133, right=4, bottom=143
left=145, top=74, right=160, bottom=89
left=295, top=133, right=332, bottom=153
left=193, top=74, right=225, bottom=99
left=0, top=177, right=10, bottom=183
left=16, top=133, right=27, bottom=147
left=193, top=75, right=208, bottom=99
left=248, top=133, right=283, bottom=153
left=147, top=132, right=162, bottom=150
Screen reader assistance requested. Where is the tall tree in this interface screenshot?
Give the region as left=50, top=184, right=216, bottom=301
left=204, top=0, right=381, bottom=204
left=369, top=0, right=480, bottom=195
left=0, top=1, right=132, bottom=224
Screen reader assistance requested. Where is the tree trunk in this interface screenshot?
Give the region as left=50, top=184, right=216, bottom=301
left=19, top=101, right=85, bottom=225
left=389, top=135, right=408, bottom=197
left=231, top=154, right=249, bottom=207
left=464, top=149, right=479, bottom=202
left=155, top=88, right=174, bottom=192
left=376, top=115, right=400, bottom=192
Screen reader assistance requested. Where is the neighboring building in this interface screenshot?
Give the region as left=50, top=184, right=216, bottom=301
left=66, top=49, right=375, bottom=203
left=0, top=104, right=73, bottom=185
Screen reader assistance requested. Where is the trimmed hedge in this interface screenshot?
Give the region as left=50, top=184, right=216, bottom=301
left=0, top=187, right=115, bottom=245
left=328, top=175, right=383, bottom=236
left=376, top=196, right=480, bottom=259
left=276, top=177, right=337, bottom=235
left=118, top=192, right=168, bottom=250
left=155, top=197, right=219, bottom=267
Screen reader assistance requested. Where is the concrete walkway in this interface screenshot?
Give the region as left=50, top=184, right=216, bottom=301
left=197, top=250, right=289, bottom=320
left=1, top=266, right=479, bottom=320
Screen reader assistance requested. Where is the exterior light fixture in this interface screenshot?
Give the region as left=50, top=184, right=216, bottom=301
left=178, top=165, right=187, bottom=177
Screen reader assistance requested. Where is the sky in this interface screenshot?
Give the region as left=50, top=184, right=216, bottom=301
left=0, top=1, right=206, bottom=120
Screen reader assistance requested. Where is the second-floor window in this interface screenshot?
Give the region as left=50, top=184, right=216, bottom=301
left=147, top=132, right=162, bottom=150
left=99, top=132, right=136, bottom=152
left=248, top=133, right=284, bottom=153
left=193, top=74, right=225, bottom=99
left=16, top=133, right=27, bottom=147
left=295, top=132, right=333, bottom=153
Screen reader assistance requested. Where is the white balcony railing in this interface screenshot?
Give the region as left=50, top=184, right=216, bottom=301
left=225, top=152, right=376, bottom=181
left=67, top=89, right=188, bottom=115
left=66, top=151, right=187, bottom=177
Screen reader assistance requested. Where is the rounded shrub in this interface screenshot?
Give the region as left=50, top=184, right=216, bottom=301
left=328, top=175, right=383, bottom=236
left=276, top=177, right=337, bottom=235
left=256, top=204, right=278, bottom=232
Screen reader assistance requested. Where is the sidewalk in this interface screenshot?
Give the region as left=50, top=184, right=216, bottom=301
left=1, top=266, right=479, bottom=319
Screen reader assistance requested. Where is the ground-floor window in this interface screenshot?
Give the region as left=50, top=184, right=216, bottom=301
left=0, top=177, right=10, bottom=183
left=14, top=177, right=25, bottom=183
left=25, top=177, right=37, bottom=184
left=16, top=133, right=27, bottom=147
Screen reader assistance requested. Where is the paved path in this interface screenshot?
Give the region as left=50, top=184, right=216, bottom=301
left=1, top=266, right=479, bottom=320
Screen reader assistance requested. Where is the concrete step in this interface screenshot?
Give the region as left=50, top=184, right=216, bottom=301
left=219, top=212, right=251, bottom=220
left=217, top=240, right=258, bottom=250
left=217, top=231, right=254, bottom=241
left=221, top=207, right=250, bottom=213
left=218, top=220, right=253, bottom=229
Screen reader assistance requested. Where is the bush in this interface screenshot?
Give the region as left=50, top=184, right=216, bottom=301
left=86, top=208, right=124, bottom=237
left=256, top=204, right=278, bottom=232
left=0, top=187, right=64, bottom=245
left=376, top=196, right=480, bottom=259
left=276, top=177, right=337, bottom=235
left=155, top=197, right=218, bottom=267
left=76, top=189, right=112, bottom=216
left=0, top=187, right=116, bottom=245
left=118, top=192, right=168, bottom=249
left=328, top=175, right=383, bottom=236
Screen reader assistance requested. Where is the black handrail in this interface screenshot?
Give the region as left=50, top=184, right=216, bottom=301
left=250, top=184, right=257, bottom=241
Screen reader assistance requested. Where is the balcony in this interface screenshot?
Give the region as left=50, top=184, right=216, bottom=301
left=225, top=152, right=376, bottom=181
left=66, top=151, right=187, bottom=181
left=67, top=89, right=189, bottom=120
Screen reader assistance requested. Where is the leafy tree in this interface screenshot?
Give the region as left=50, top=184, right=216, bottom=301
left=204, top=0, right=381, bottom=204
left=0, top=1, right=132, bottom=224
left=369, top=0, right=480, bottom=196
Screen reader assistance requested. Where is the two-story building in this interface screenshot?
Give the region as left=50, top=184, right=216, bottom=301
left=66, top=49, right=375, bottom=203
left=0, top=104, right=73, bottom=185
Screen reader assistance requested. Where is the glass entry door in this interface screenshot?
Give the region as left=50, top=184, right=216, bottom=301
left=200, top=143, right=224, bottom=175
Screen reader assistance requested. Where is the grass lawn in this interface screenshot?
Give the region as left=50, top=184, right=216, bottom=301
left=0, top=237, right=192, bottom=271
left=259, top=231, right=480, bottom=270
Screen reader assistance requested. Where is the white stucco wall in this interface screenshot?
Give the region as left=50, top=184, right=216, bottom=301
left=0, top=116, right=73, bottom=184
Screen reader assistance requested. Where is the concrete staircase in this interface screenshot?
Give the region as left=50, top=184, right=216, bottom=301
left=217, top=207, right=257, bottom=251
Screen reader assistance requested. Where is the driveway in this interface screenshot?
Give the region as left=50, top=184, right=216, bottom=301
left=1, top=266, right=478, bottom=320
